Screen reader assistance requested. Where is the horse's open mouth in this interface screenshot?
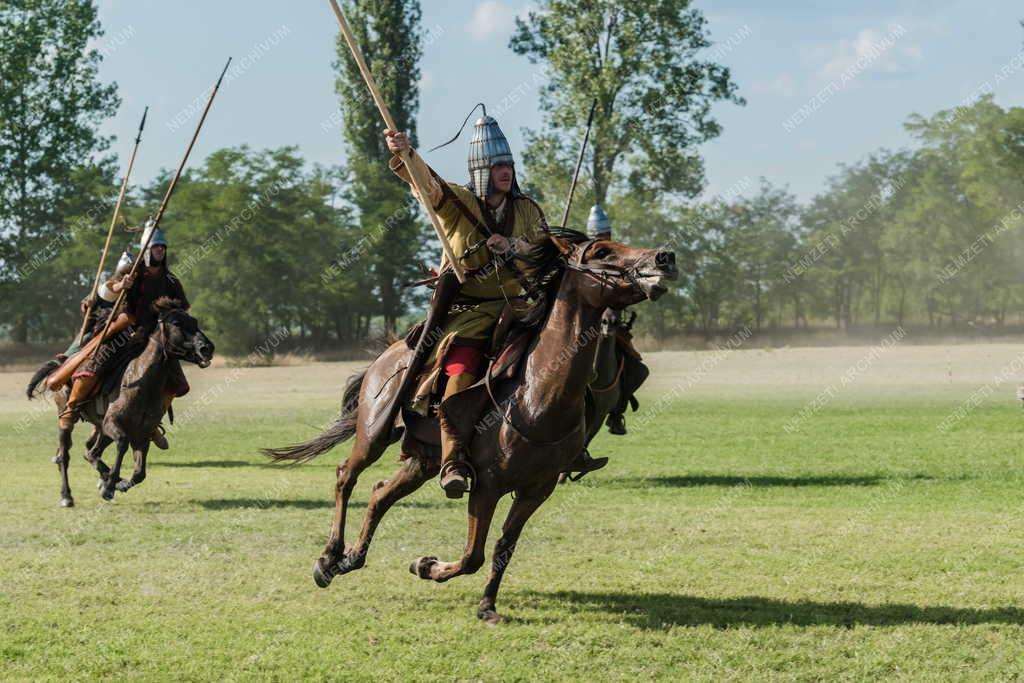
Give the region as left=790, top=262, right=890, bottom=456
left=638, top=274, right=670, bottom=301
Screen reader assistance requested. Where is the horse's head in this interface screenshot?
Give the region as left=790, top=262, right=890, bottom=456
left=549, top=229, right=678, bottom=310
left=151, top=297, right=215, bottom=368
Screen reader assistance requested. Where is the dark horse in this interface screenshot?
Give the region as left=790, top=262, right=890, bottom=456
left=265, top=232, right=677, bottom=622
left=27, top=298, right=214, bottom=506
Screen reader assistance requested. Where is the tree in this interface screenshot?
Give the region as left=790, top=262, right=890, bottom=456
left=0, top=0, right=119, bottom=342
left=150, top=146, right=352, bottom=356
left=510, top=0, right=744, bottom=224
left=333, top=0, right=425, bottom=336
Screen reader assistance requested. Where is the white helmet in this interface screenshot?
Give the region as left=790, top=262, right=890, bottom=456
left=98, top=272, right=117, bottom=302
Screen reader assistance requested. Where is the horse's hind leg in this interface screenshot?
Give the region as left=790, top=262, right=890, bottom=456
left=313, top=432, right=388, bottom=587
left=410, top=488, right=499, bottom=583
left=325, top=456, right=438, bottom=579
left=476, top=479, right=557, bottom=624
left=54, top=424, right=74, bottom=508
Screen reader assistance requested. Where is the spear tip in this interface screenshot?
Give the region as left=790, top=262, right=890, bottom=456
left=138, top=106, right=149, bottom=132
left=216, top=57, right=233, bottom=87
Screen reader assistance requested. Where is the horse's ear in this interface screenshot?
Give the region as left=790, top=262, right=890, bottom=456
left=549, top=234, right=574, bottom=257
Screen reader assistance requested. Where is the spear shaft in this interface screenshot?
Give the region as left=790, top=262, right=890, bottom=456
left=327, top=0, right=465, bottom=282
left=76, top=106, right=148, bottom=346
left=561, top=99, right=598, bottom=228
left=90, top=58, right=231, bottom=360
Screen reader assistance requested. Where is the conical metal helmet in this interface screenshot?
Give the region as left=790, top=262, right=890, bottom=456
left=139, top=218, right=168, bottom=266
left=586, top=204, right=612, bottom=238
left=114, top=250, right=134, bottom=277
left=468, top=115, right=515, bottom=199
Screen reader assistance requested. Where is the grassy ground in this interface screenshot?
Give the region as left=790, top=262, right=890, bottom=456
left=2, top=346, right=1024, bottom=680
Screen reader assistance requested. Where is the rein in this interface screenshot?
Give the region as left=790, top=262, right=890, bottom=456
left=590, top=356, right=625, bottom=394
left=562, top=238, right=647, bottom=300
left=478, top=236, right=641, bottom=448
left=484, top=364, right=584, bottom=448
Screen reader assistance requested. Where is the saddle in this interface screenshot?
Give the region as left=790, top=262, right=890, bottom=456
left=400, top=321, right=535, bottom=453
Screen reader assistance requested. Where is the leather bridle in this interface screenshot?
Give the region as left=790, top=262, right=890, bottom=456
left=560, top=238, right=648, bottom=300
left=158, top=312, right=201, bottom=363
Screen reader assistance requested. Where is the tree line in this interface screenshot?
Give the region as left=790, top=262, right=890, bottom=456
left=2, top=0, right=1022, bottom=359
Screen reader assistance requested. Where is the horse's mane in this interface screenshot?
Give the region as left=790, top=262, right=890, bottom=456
left=152, top=296, right=186, bottom=316
left=515, top=227, right=583, bottom=276
left=512, top=228, right=589, bottom=324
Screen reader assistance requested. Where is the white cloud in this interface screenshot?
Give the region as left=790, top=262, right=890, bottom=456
left=466, top=1, right=517, bottom=42
left=801, top=24, right=924, bottom=85
left=752, top=74, right=799, bottom=97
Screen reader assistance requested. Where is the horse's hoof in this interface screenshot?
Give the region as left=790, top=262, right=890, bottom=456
left=477, top=609, right=504, bottom=625
left=60, top=497, right=74, bottom=508
left=312, top=559, right=334, bottom=588
left=409, top=556, right=437, bottom=579
left=51, top=455, right=60, bottom=465
left=115, top=480, right=132, bottom=493
left=100, top=486, right=114, bottom=501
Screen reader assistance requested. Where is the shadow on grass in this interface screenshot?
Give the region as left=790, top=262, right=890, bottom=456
left=156, top=460, right=259, bottom=469
left=193, top=498, right=443, bottom=510
left=605, top=474, right=938, bottom=488
left=526, top=590, right=1024, bottom=629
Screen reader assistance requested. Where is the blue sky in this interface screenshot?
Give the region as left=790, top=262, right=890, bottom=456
left=94, top=1, right=1023, bottom=202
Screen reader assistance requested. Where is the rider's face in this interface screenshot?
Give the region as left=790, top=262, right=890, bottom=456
left=150, top=245, right=166, bottom=263
left=490, top=164, right=514, bottom=194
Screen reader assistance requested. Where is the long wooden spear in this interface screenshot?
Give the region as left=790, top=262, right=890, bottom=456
left=327, top=0, right=465, bottom=282
left=48, top=59, right=231, bottom=392
left=560, top=99, right=598, bottom=228
left=86, top=59, right=230, bottom=363
left=75, top=106, right=148, bottom=346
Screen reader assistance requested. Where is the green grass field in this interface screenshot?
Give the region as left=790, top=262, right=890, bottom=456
left=3, top=345, right=1024, bottom=680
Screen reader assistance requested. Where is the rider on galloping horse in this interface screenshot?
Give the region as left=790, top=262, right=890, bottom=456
left=384, top=113, right=548, bottom=498
left=59, top=224, right=191, bottom=449
left=586, top=204, right=650, bottom=436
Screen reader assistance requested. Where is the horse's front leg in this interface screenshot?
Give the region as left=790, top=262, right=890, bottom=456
left=410, top=488, right=499, bottom=583
left=83, top=432, right=113, bottom=479
left=115, top=440, right=149, bottom=493
left=477, top=478, right=557, bottom=624
left=99, top=438, right=129, bottom=500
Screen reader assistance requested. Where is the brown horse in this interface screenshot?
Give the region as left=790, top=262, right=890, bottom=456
left=27, top=298, right=214, bottom=506
left=264, top=231, right=677, bottom=622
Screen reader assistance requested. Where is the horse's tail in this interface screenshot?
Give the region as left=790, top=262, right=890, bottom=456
left=26, top=359, right=61, bottom=400
left=262, top=368, right=366, bottom=465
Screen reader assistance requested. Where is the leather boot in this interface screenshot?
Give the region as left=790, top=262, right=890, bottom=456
left=59, top=374, right=99, bottom=430
left=438, top=372, right=476, bottom=498
left=563, top=449, right=609, bottom=481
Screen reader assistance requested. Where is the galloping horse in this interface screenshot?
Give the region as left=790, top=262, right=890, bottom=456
left=265, top=231, right=677, bottom=622
left=27, top=298, right=215, bottom=506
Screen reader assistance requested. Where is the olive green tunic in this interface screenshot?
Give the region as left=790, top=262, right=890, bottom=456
left=389, top=152, right=547, bottom=412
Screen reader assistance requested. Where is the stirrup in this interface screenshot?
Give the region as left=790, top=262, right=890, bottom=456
left=563, top=450, right=609, bottom=482
left=438, top=460, right=475, bottom=498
